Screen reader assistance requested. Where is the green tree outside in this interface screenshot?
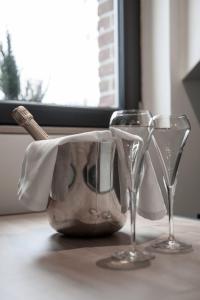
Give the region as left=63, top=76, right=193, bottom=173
left=0, top=32, right=20, bottom=100
left=0, top=32, right=45, bottom=102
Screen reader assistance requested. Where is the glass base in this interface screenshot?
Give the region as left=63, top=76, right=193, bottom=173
left=112, top=249, right=155, bottom=262
left=96, top=249, right=154, bottom=270
left=150, top=239, right=193, bottom=254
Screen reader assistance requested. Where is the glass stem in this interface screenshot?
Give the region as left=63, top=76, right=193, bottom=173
left=167, top=184, right=176, bottom=241
left=129, top=190, right=137, bottom=251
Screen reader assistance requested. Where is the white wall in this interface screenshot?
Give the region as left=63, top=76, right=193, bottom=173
left=181, top=0, right=200, bottom=76
left=141, top=0, right=200, bottom=218
left=141, top=0, right=171, bottom=115
left=0, top=134, right=32, bottom=214
left=170, top=0, right=200, bottom=218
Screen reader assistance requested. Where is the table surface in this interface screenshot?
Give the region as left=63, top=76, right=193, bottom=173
left=0, top=212, right=200, bottom=300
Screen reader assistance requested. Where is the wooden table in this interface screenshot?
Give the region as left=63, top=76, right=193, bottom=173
left=0, top=212, right=200, bottom=300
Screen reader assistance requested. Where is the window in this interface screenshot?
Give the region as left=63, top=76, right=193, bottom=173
left=0, top=0, right=140, bottom=128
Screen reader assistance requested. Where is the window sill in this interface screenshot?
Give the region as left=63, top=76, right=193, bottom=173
left=0, top=125, right=101, bottom=136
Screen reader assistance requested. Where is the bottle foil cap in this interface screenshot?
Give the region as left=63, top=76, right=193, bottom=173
left=11, top=106, right=33, bottom=126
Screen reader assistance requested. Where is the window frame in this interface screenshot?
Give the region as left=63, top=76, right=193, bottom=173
left=0, top=0, right=140, bottom=128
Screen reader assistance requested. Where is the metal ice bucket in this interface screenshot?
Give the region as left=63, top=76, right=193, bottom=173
left=11, top=106, right=126, bottom=237
left=47, top=140, right=127, bottom=237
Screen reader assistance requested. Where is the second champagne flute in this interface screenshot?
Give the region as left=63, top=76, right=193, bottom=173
left=150, top=114, right=192, bottom=253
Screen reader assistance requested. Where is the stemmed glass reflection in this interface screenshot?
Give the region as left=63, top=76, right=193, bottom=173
left=151, top=114, right=192, bottom=253
left=103, top=110, right=154, bottom=270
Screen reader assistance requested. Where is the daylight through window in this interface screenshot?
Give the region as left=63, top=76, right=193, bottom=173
left=0, top=0, right=118, bottom=108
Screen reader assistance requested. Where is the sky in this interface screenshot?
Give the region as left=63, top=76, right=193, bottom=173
left=0, top=0, right=100, bottom=106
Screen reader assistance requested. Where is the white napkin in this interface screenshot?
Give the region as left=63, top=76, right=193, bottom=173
left=111, top=127, right=166, bottom=220
left=18, top=130, right=166, bottom=220
left=18, top=130, right=111, bottom=211
left=138, top=151, right=167, bottom=220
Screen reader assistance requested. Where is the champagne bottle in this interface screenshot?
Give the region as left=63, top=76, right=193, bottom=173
left=11, top=106, right=49, bottom=140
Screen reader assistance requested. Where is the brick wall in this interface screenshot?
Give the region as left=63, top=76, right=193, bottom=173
left=98, top=0, right=116, bottom=107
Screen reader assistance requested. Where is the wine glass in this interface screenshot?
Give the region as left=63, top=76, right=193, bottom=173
left=150, top=114, right=192, bottom=253
left=98, top=110, right=154, bottom=270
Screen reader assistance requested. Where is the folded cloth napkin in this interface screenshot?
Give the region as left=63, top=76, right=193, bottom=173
left=18, top=130, right=166, bottom=220
left=111, top=127, right=166, bottom=220
left=18, top=130, right=112, bottom=211
left=138, top=151, right=167, bottom=220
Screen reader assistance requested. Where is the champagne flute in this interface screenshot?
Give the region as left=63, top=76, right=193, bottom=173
left=151, top=114, right=192, bottom=253
left=98, top=110, right=154, bottom=270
